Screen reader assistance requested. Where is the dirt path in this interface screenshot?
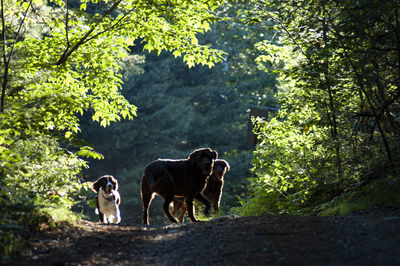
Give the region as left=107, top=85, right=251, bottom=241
left=15, top=208, right=400, bottom=266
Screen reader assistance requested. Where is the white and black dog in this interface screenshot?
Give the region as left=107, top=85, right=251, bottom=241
left=92, top=175, right=121, bottom=224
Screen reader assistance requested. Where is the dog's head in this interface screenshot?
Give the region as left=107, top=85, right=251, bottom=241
left=188, top=148, right=218, bottom=176
left=92, top=175, right=118, bottom=194
left=212, top=159, right=230, bottom=180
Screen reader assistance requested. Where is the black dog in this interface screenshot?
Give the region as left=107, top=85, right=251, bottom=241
left=140, top=148, right=218, bottom=225
left=92, top=175, right=121, bottom=224
left=171, top=159, right=230, bottom=222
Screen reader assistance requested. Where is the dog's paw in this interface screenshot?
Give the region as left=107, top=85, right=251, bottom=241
left=108, top=215, right=120, bottom=224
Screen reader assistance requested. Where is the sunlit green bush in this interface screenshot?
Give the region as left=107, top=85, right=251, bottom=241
left=235, top=0, right=400, bottom=216
left=0, top=135, right=91, bottom=262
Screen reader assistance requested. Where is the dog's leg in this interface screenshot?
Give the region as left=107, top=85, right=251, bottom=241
left=178, top=205, right=186, bottom=223
left=185, top=196, right=199, bottom=222
left=170, top=201, right=179, bottom=220
left=115, top=205, right=121, bottom=224
left=194, top=193, right=211, bottom=217
left=99, top=212, right=105, bottom=223
left=213, top=202, right=219, bottom=215
left=163, top=196, right=179, bottom=223
left=171, top=198, right=186, bottom=222
left=96, top=196, right=107, bottom=223
left=154, top=172, right=178, bottom=223
left=141, top=180, right=153, bottom=225
left=95, top=196, right=102, bottom=223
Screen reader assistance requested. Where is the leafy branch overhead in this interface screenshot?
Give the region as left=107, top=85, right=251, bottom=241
left=0, top=0, right=228, bottom=167
left=0, top=0, right=226, bottom=258
left=1, top=0, right=225, bottom=129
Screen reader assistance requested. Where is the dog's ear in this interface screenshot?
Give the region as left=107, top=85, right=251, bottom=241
left=188, top=149, right=198, bottom=165
left=92, top=176, right=106, bottom=193
left=188, top=148, right=217, bottom=165
left=111, top=176, right=119, bottom=191
left=115, top=192, right=121, bottom=206
left=223, top=160, right=230, bottom=171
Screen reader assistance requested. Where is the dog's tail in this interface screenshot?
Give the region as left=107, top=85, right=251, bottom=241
left=95, top=208, right=99, bottom=215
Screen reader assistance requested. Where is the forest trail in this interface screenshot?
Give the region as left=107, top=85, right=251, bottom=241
left=15, top=208, right=400, bottom=266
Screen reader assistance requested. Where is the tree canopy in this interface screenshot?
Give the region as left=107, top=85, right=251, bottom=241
left=0, top=0, right=226, bottom=259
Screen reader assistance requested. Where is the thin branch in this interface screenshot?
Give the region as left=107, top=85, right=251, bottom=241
left=56, top=0, right=123, bottom=66
left=395, top=6, right=400, bottom=89
left=2, top=130, right=25, bottom=149
left=8, top=0, right=33, bottom=63
left=82, top=7, right=136, bottom=45
left=58, top=0, right=71, bottom=63
left=1, top=0, right=7, bottom=113
left=65, top=0, right=70, bottom=46
left=255, top=1, right=307, bottom=58
left=1, top=0, right=32, bottom=112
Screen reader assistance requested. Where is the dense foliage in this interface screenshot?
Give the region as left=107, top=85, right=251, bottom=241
left=237, top=0, right=400, bottom=215
left=0, top=0, right=225, bottom=260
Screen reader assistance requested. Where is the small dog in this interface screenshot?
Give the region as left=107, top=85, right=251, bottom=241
left=92, top=175, right=121, bottom=224
left=140, top=148, right=218, bottom=225
left=203, top=159, right=230, bottom=213
left=171, top=159, right=230, bottom=222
